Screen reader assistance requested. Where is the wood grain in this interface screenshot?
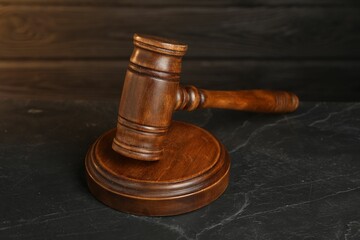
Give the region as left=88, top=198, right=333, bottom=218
left=0, top=60, right=359, bottom=101
left=176, top=87, right=299, bottom=113
left=86, top=122, right=230, bottom=216
left=1, top=0, right=359, bottom=6
left=0, top=6, right=359, bottom=59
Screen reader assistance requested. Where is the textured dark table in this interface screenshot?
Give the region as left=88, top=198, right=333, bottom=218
left=1, top=98, right=359, bottom=240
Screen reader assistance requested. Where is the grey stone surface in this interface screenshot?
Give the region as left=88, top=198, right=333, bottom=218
left=0, top=98, right=359, bottom=239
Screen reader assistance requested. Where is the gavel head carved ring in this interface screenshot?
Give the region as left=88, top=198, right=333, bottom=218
left=112, top=33, right=299, bottom=161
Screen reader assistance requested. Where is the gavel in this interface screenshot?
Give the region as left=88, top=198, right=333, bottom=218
left=85, top=33, right=299, bottom=216
left=112, top=33, right=299, bottom=161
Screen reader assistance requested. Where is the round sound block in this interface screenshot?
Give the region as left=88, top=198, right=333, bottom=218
left=85, top=121, right=230, bottom=216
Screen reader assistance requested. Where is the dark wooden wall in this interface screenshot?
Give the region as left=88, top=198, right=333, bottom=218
left=0, top=1, right=359, bottom=101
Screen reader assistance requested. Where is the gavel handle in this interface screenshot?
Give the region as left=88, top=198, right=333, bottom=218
left=175, top=86, right=299, bottom=113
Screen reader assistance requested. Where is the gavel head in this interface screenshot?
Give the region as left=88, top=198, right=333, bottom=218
left=112, top=33, right=188, bottom=161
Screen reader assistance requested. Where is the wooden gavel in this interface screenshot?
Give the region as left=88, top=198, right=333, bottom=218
left=112, top=33, right=299, bottom=161
left=86, top=33, right=300, bottom=216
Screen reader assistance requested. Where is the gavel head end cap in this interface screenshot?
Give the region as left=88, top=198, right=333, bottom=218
left=133, top=33, right=188, bottom=56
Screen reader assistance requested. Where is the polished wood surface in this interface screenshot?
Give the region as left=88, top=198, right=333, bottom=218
left=112, top=34, right=188, bottom=161
left=86, top=122, right=230, bottom=216
left=176, top=86, right=299, bottom=113
left=112, top=34, right=299, bottom=162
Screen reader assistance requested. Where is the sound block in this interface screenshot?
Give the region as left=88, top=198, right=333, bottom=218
left=85, top=121, right=230, bottom=216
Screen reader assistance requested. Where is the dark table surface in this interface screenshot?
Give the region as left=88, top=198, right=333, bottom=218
left=0, top=98, right=359, bottom=240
